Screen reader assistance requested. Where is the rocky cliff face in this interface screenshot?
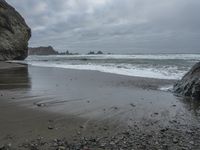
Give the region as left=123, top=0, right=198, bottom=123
left=174, top=62, right=200, bottom=99
left=0, top=0, right=31, bottom=60
left=28, top=46, right=58, bottom=55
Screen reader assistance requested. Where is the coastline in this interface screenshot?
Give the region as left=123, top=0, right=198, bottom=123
left=0, top=62, right=200, bottom=149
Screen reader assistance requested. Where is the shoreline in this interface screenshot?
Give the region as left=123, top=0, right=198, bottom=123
left=0, top=62, right=27, bottom=69
left=0, top=62, right=200, bottom=149
left=5, top=61, right=178, bottom=90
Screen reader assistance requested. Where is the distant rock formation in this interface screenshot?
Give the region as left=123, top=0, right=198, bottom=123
left=88, top=51, right=104, bottom=55
left=97, top=51, right=103, bottom=54
left=28, top=46, right=58, bottom=55
left=0, top=0, right=31, bottom=60
left=174, top=62, right=200, bottom=99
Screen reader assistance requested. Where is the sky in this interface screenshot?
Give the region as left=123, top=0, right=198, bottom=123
left=8, top=0, right=200, bottom=54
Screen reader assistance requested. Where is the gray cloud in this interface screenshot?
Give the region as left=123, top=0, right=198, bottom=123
left=8, top=0, right=200, bottom=53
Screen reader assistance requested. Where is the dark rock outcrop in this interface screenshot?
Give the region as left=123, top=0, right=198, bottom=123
left=28, top=46, right=58, bottom=55
left=0, top=0, right=31, bottom=60
left=174, top=62, right=200, bottom=99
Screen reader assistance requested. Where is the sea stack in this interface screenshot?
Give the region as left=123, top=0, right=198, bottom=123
left=173, top=62, right=200, bottom=99
left=0, top=0, right=31, bottom=60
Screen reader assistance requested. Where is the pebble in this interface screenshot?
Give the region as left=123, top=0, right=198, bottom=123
left=7, top=143, right=11, bottom=147
left=130, top=103, right=136, bottom=107
left=112, top=106, right=118, bottom=110
left=58, top=146, right=66, bottom=150
left=181, top=147, right=188, bottom=150
left=173, top=138, right=179, bottom=144
left=189, top=141, right=194, bottom=145
left=48, top=125, right=54, bottom=130
left=110, top=141, right=115, bottom=145
left=160, top=128, right=169, bottom=132
left=100, top=143, right=106, bottom=148
left=0, top=145, right=5, bottom=150
left=1, top=124, right=199, bottom=150
left=37, top=103, right=45, bottom=107
left=103, top=127, right=108, bottom=131
left=77, top=131, right=81, bottom=135
left=0, top=143, right=12, bottom=150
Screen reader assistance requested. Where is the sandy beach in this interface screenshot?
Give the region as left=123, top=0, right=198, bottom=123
left=0, top=62, right=200, bottom=150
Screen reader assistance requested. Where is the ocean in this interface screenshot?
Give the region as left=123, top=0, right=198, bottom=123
left=21, top=54, right=200, bottom=80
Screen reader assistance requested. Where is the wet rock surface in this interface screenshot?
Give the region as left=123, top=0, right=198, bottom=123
left=174, top=62, right=200, bottom=99
left=0, top=0, right=31, bottom=60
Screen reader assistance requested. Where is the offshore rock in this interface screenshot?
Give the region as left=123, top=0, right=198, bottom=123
left=28, top=46, right=58, bottom=55
left=0, top=0, right=31, bottom=60
left=174, top=62, right=200, bottom=99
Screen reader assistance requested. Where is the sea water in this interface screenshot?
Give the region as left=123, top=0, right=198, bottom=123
left=20, top=54, right=200, bottom=80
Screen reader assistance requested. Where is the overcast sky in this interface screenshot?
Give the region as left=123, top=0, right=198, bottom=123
left=8, top=0, right=200, bottom=54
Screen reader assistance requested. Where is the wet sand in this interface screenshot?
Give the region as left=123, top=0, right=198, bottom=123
left=0, top=62, right=200, bottom=149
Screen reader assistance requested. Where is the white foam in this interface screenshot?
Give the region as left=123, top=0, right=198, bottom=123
left=24, top=61, right=186, bottom=80
left=159, top=85, right=174, bottom=91
left=26, top=54, right=200, bottom=61
left=11, top=54, right=197, bottom=80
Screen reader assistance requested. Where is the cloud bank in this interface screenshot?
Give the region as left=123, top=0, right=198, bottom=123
left=8, top=0, right=200, bottom=53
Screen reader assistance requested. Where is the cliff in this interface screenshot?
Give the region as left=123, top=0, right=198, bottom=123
left=28, top=46, right=58, bottom=55
left=0, top=0, right=31, bottom=60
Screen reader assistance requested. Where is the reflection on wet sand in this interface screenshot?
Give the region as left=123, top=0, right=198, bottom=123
left=0, top=66, right=31, bottom=89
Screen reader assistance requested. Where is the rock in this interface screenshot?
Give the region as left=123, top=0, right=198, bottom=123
left=130, top=103, right=136, bottom=107
left=160, top=128, right=168, bottom=133
left=173, top=137, right=178, bottom=144
left=173, top=62, right=200, bottom=99
left=0, top=0, right=31, bottom=60
left=36, top=103, right=45, bottom=107
left=28, top=46, right=58, bottom=55
left=189, top=141, right=194, bottom=145
left=88, top=51, right=95, bottom=55
left=0, top=143, right=12, bottom=150
left=0, top=145, right=5, bottom=150
left=97, top=51, right=103, bottom=55
left=48, top=125, right=54, bottom=130
left=58, top=146, right=66, bottom=150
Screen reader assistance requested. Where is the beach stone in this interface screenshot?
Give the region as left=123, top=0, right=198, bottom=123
left=58, top=146, right=66, bottom=150
left=0, top=0, right=31, bottom=60
left=0, top=145, right=5, bottom=150
left=173, top=137, right=178, bottom=144
left=173, top=62, right=200, bottom=99
left=48, top=125, right=54, bottom=130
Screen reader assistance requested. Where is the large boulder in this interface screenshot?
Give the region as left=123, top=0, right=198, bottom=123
left=0, top=0, right=31, bottom=60
left=173, top=62, right=200, bottom=99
